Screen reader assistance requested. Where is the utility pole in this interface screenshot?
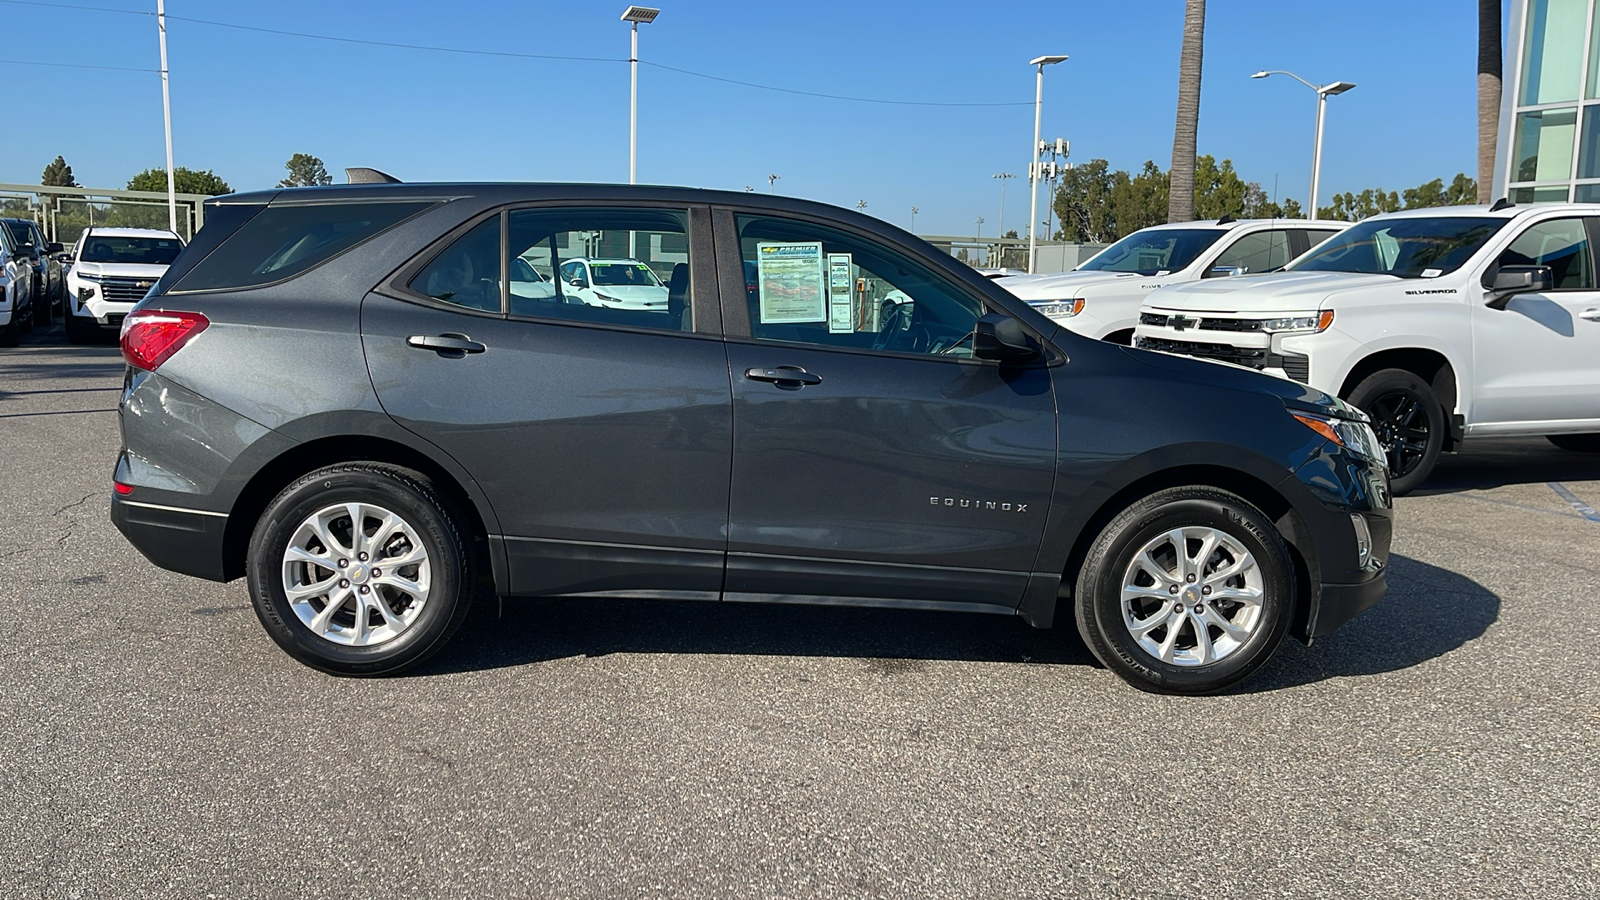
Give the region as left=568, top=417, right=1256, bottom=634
left=767, top=174, right=781, bottom=192
left=993, top=173, right=1015, bottom=237
left=856, top=200, right=868, bottom=212
left=156, top=0, right=177, bottom=234
left=910, top=206, right=919, bottom=231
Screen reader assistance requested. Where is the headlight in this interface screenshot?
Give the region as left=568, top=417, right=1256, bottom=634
left=75, top=271, right=101, bottom=282
left=1032, top=298, right=1085, bottom=318
left=593, top=291, right=616, bottom=303
left=1259, top=310, right=1334, bottom=334
left=1292, top=410, right=1384, bottom=466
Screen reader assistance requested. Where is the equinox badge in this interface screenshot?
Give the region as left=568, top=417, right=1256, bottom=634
left=930, top=497, right=1028, bottom=512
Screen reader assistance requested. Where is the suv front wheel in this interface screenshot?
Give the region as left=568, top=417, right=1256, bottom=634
left=1074, top=486, right=1295, bottom=694
left=246, top=463, right=475, bottom=675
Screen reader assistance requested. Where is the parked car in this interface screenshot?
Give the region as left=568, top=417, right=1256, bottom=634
left=1002, top=219, right=1348, bottom=344
left=557, top=257, right=669, bottom=310
left=1135, top=202, right=1600, bottom=494
left=1, top=218, right=63, bottom=325
left=0, top=220, right=37, bottom=345
left=64, top=227, right=186, bottom=343
left=110, top=182, right=1390, bottom=694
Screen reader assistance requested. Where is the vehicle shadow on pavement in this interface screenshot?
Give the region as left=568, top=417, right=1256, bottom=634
left=1414, top=436, right=1600, bottom=495
left=1245, top=553, right=1498, bottom=692
left=418, top=594, right=1098, bottom=676
left=0, top=343, right=123, bottom=387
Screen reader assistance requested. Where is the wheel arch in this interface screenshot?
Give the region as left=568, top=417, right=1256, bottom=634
left=1040, top=463, right=1318, bottom=642
left=1336, top=347, right=1461, bottom=449
left=221, top=434, right=502, bottom=588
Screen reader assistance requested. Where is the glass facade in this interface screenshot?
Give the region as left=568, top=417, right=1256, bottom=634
left=1505, top=0, right=1600, bottom=202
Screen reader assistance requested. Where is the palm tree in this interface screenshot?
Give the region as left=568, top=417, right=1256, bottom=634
left=1477, top=0, right=1502, bottom=203
left=1168, top=0, right=1206, bottom=223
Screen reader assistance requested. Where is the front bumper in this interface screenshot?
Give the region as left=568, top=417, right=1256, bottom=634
left=1312, top=570, right=1388, bottom=637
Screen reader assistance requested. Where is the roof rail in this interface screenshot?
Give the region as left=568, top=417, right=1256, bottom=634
left=1489, top=197, right=1514, bottom=212
left=1216, top=214, right=1236, bottom=225
left=345, top=167, right=402, bottom=184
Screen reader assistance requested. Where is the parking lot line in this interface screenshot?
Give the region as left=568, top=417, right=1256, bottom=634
left=1547, top=482, right=1600, bottom=523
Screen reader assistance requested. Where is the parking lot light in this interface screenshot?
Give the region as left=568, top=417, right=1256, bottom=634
left=1251, top=70, right=1357, bottom=221
left=621, top=6, right=661, bottom=185
left=1028, top=55, right=1068, bottom=273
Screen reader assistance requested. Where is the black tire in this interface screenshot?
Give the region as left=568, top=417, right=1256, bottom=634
left=0, top=312, right=17, bottom=347
left=1547, top=433, right=1600, bottom=453
left=32, top=287, right=50, bottom=325
left=1074, top=486, right=1296, bottom=695
left=246, top=463, right=475, bottom=676
left=1346, top=368, right=1445, bottom=496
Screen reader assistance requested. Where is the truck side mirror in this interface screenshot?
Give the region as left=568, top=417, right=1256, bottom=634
left=46, top=242, right=63, bottom=254
left=1486, top=264, right=1553, bottom=310
left=972, top=312, right=1039, bottom=362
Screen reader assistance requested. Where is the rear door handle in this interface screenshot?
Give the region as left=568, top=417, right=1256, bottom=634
left=744, top=365, right=822, bottom=386
left=1580, top=308, right=1600, bottom=321
left=407, top=333, right=486, bottom=356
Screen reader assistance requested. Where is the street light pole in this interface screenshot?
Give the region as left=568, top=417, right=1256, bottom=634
left=767, top=174, right=780, bottom=192
left=1027, top=55, right=1068, bottom=274
left=993, top=172, right=1015, bottom=238
left=621, top=7, right=660, bottom=185
left=910, top=206, right=919, bottom=231
left=1251, top=70, right=1355, bottom=221
left=156, top=0, right=176, bottom=234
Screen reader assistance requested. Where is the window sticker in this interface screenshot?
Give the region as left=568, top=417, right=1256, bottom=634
left=756, top=242, right=827, bottom=323
left=827, top=253, right=854, bottom=333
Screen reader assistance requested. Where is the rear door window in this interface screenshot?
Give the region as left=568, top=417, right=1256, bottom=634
left=171, top=200, right=434, bottom=292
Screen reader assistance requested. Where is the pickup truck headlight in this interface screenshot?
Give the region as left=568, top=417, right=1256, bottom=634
left=1260, top=310, right=1334, bottom=334
left=1032, top=298, right=1085, bottom=318
left=1292, top=410, right=1384, bottom=466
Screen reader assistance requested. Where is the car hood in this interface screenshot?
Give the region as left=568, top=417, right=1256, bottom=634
left=1001, top=270, right=1152, bottom=300
left=73, top=261, right=171, bottom=280
left=1145, top=271, right=1402, bottom=312
left=1119, top=342, right=1345, bottom=417
left=592, top=285, right=667, bottom=301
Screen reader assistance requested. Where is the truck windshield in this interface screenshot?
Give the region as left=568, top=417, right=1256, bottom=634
left=1078, top=228, right=1226, bottom=276
left=1288, top=217, right=1507, bottom=277
left=81, top=237, right=185, bottom=265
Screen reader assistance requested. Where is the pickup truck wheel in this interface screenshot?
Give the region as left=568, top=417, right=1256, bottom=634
left=1547, top=433, right=1600, bottom=453
left=32, top=290, right=50, bottom=325
left=1347, top=369, right=1444, bottom=496
left=246, top=463, right=475, bottom=676
left=1074, top=486, right=1294, bottom=695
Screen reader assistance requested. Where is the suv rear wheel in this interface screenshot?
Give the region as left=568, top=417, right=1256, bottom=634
left=1346, top=368, right=1444, bottom=496
left=246, top=463, right=475, bottom=675
left=1074, top=486, right=1295, bottom=694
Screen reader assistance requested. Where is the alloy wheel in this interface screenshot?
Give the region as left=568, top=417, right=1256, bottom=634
left=1120, top=526, right=1264, bottom=666
left=280, top=502, right=432, bottom=646
left=1367, top=390, right=1430, bottom=478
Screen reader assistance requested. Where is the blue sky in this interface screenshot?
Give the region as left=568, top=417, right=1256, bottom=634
left=2, top=0, right=1493, bottom=235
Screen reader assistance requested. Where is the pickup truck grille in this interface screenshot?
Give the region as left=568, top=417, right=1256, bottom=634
left=1139, top=312, right=1265, bottom=332
left=100, top=277, right=155, bottom=304
left=1136, top=336, right=1310, bottom=383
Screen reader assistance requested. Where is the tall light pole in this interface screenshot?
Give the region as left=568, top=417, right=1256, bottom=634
left=621, top=6, right=660, bottom=185
left=975, top=216, right=985, bottom=240
left=767, top=174, right=781, bottom=192
left=856, top=200, right=868, bottom=213
left=910, top=206, right=919, bottom=231
left=993, top=172, right=1015, bottom=237
left=1251, top=70, right=1356, bottom=221
left=1027, top=55, right=1068, bottom=273
left=156, top=0, right=176, bottom=234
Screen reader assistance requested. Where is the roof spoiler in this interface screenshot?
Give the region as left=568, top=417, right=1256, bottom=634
left=1489, top=197, right=1514, bottom=212
left=1216, top=214, right=1236, bottom=225
left=345, top=167, right=402, bottom=184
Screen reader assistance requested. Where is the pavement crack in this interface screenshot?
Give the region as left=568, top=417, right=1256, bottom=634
left=51, top=492, right=97, bottom=517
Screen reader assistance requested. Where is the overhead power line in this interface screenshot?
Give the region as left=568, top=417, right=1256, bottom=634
left=0, top=0, right=1032, bottom=108
left=0, top=57, right=156, bottom=73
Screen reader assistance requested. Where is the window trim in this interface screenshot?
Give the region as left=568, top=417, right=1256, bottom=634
left=1486, top=214, right=1599, bottom=292
left=712, top=205, right=1057, bottom=368
left=378, top=200, right=722, bottom=339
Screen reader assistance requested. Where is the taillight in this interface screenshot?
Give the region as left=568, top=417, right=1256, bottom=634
left=120, top=310, right=209, bottom=371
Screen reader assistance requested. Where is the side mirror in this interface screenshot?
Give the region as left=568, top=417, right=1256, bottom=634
left=972, top=312, right=1039, bottom=362
left=46, top=242, right=63, bottom=254
left=1209, top=265, right=1245, bottom=278
left=1485, top=264, right=1553, bottom=310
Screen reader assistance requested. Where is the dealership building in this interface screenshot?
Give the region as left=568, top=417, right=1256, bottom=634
left=1499, top=0, right=1600, bottom=201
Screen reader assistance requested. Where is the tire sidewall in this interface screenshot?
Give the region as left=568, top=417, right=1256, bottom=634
left=1080, top=492, right=1293, bottom=694
left=1348, top=369, right=1444, bottom=495
left=247, top=466, right=466, bottom=675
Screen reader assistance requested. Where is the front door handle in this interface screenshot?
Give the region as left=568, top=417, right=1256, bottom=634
left=1580, top=308, right=1600, bottom=321
left=407, top=333, right=487, bottom=356
left=745, top=365, right=822, bottom=386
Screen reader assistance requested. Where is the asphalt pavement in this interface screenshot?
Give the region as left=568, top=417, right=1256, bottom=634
left=2, top=322, right=1597, bottom=899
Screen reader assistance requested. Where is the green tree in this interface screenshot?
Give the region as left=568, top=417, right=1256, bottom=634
left=1053, top=158, right=1120, bottom=242
left=125, top=167, right=232, bottom=196
left=277, top=153, right=332, bottom=188
left=1251, top=196, right=1305, bottom=219
left=1167, top=0, right=1206, bottom=222
left=1112, top=161, right=1170, bottom=237
left=1402, top=173, right=1477, bottom=209
left=42, top=156, right=78, bottom=187
left=1193, top=155, right=1250, bottom=219
left=1319, top=188, right=1401, bottom=221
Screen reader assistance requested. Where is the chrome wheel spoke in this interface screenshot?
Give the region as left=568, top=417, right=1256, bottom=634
left=282, top=501, right=432, bottom=648
left=1130, top=606, right=1175, bottom=637
left=285, top=574, right=338, bottom=602
left=309, top=587, right=352, bottom=635
left=1155, top=613, right=1186, bottom=662
left=374, top=573, right=426, bottom=597
left=1201, top=605, right=1252, bottom=643
left=1135, top=551, right=1176, bottom=587
left=1122, top=524, right=1265, bottom=668
left=371, top=593, right=410, bottom=635
left=1189, top=611, right=1215, bottom=664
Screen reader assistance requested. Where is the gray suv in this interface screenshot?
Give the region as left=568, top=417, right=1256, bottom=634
left=111, top=183, right=1392, bottom=694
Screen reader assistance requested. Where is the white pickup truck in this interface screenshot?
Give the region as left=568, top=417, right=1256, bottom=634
left=1135, top=202, right=1600, bottom=493
left=65, top=227, right=186, bottom=343
left=1000, top=218, right=1346, bottom=343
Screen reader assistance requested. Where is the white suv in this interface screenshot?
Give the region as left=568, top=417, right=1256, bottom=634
left=556, top=257, right=668, bottom=311
left=1000, top=218, right=1347, bottom=343
left=1135, top=202, right=1600, bottom=492
left=65, top=228, right=186, bottom=343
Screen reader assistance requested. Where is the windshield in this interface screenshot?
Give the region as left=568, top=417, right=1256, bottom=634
left=590, top=262, right=661, bottom=287
left=1288, top=217, right=1507, bottom=277
left=81, top=236, right=185, bottom=265
left=1078, top=228, right=1226, bottom=275
left=4, top=221, right=32, bottom=247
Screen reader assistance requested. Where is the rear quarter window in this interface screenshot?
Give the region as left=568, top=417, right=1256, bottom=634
left=171, top=201, right=434, bottom=292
